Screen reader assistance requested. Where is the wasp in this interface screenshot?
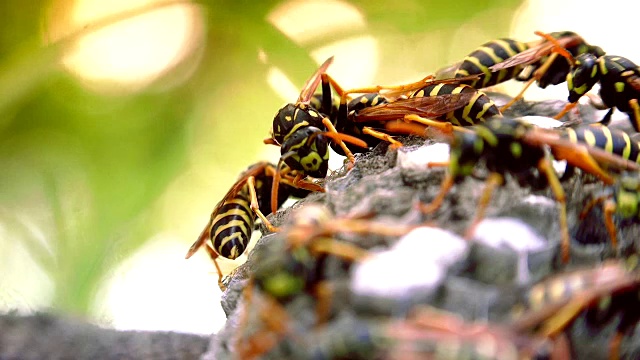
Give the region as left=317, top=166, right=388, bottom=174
left=184, top=162, right=321, bottom=290
left=526, top=122, right=640, bottom=252
left=512, top=260, right=640, bottom=360
left=389, top=117, right=640, bottom=263
left=236, top=205, right=377, bottom=359
left=535, top=32, right=640, bottom=130
left=559, top=123, right=640, bottom=181
left=454, top=30, right=604, bottom=111
left=250, top=203, right=414, bottom=306
left=552, top=52, right=640, bottom=132
left=278, top=305, right=571, bottom=359
left=579, top=172, right=640, bottom=252
left=286, top=61, right=491, bottom=157
left=321, top=73, right=501, bottom=144
left=237, top=204, right=419, bottom=358
left=265, top=57, right=369, bottom=214
left=389, top=306, right=572, bottom=360
left=305, top=82, right=399, bottom=154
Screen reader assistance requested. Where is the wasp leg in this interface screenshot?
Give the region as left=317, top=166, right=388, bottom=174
left=500, top=77, right=536, bottom=113
left=548, top=140, right=615, bottom=185
left=502, top=53, right=563, bottom=112
left=603, top=199, right=619, bottom=253
left=322, top=117, right=357, bottom=167
left=554, top=102, right=578, bottom=120
left=269, top=162, right=325, bottom=215
left=271, top=160, right=285, bottom=215
left=538, top=269, right=636, bottom=340
left=374, top=74, right=436, bottom=98
left=579, top=195, right=607, bottom=220
left=428, top=161, right=450, bottom=168
left=420, top=172, right=455, bottom=214
left=580, top=193, right=621, bottom=253
left=535, top=30, right=576, bottom=64
left=203, top=243, right=226, bottom=291
left=600, top=108, right=615, bottom=126
left=290, top=173, right=325, bottom=193
left=610, top=331, right=624, bottom=360
left=247, top=176, right=279, bottom=233
left=330, top=72, right=436, bottom=100
left=465, top=172, right=503, bottom=239
left=264, top=137, right=280, bottom=146
left=629, top=98, right=640, bottom=132
left=305, top=238, right=368, bottom=325
left=237, top=280, right=287, bottom=360
left=404, top=114, right=453, bottom=134
left=309, top=237, right=370, bottom=262
left=538, top=156, right=570, bottom=263
left=266, top=165, right=324, bottom=194
left=362, top=126, right=403, bottom=149
left=314, top=281, right=333, bottom=327
left=329, top=218, right=417, bottom=238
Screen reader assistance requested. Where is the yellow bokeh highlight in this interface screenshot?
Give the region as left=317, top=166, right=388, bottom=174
left=49, top=0, right=204, bottom=91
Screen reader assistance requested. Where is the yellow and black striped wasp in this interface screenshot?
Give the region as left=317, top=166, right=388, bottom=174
left=317, top=71, right=501, bottom=145
left=387, top=117, right=640, bottom=263
left=389, top=306, right=572, bottom=360
left=559, top=123, right=640, bottom=180
left=553, top=52, right=640, bottom=132
left=264, top=57, right=369, bottom=213
left=302, top=63, right=493, bottom=154
left=450, top=31, right=604, bottom=112
left=512, top=259, right=640, bottom=360
left=235, top=203, right=419, bottom=359
left=264, top=304, right=571, bottom=359
left=525, top=122, right=640, bottom=253
left=184, top=161, right=322, bottom=290
left=579, top=172, right=640, bottom=252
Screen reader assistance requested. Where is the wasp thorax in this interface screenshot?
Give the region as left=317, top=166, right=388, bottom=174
left=568, top=53, right=599, bottom=103
left=280, top=126, right=329, bottom=178
left=272, top=103, right=324, bottom=144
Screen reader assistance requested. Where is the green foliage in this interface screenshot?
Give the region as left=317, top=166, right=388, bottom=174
left=0, top=0, right=522, bottom=318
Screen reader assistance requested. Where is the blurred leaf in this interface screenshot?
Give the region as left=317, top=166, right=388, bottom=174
left=0, top=0, right=527, bottom=320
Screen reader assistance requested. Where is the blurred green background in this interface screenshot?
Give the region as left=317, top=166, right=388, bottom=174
left=0, top=0, right=635, bottom=335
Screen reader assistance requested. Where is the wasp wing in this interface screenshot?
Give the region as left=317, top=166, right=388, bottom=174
left=298, top=56, right=334, bottom=104
left=523, top=129, right=639, bottom=185
left=489, top=34, right=583, bottom=72
left=353, top=92, right=476, bottom=122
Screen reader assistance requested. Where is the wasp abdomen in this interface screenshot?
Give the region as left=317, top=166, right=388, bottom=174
left=455, top=38, right=529, bottom=88
left=211, top=191, right=255, bottom=259
left=564, top=125, right=640, bottom=164
left=413, top=83, right=499, bottom=126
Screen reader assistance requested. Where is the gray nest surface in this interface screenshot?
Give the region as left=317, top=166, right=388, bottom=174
left=209, top=97, right=640, bottom=360
left=0, top=312, right=209, bottom=360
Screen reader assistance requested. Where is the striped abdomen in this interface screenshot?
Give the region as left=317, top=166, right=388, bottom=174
left=563, top=125, right=640, bottom=164
left=525, top=271, right=591, bottom=311
left=412, top=83, right=500, bottom=126
left=455, top=38, right=529, bottom=88
left=210, top=187, right=255, bottom=259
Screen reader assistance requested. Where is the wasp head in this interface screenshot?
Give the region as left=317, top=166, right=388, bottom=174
left=567, top=53, right=600, bottom=103
left=449, top=131, right=484, bottom=180
left=271, top=103, right=325, bottom=144
left=280, top=126, right=329, bottom=178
